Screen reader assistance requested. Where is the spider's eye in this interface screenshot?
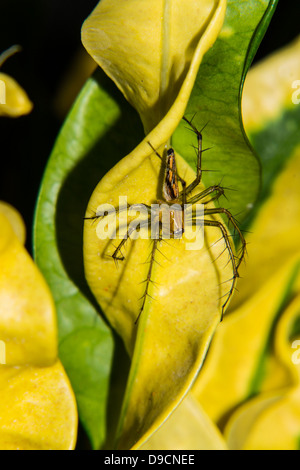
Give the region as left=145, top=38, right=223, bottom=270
left=167, top=148, right=174, bottom=156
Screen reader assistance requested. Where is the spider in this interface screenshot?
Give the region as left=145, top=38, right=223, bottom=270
left=85, top=117, right=246, bottom=323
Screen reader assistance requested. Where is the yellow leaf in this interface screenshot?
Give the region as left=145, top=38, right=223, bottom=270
left=84, top=151, right=234, bottom=346
left=136, top=394, right=227, bottom=450
left=192, top=256, right=300, bottom=427
left=0, top=211, right=57, bottom=366
left=82, top=0, right=226, bottom=135
left=224, top=296, right=300, bottom=450
left=0, top=45, right=33, bottom=118
left=0, top=205, right=77, bottom=449
left=0, top=360, right=77, bottom=450
left=0, top=73, right=33, bottom=118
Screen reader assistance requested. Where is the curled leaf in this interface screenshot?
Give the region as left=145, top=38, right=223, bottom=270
left=0, top=46, right=33, bottom=117
left=82, top=0, right=226, bottom=136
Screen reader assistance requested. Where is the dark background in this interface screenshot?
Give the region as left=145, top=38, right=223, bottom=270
left=0, top=0, right=299, bottom=253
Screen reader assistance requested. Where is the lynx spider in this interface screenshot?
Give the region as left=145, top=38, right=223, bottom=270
left=86, top=117, right=246, bottom=323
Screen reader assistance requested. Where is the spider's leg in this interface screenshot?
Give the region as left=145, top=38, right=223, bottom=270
left=181, top=177, right=187, bottom=206
left=147, top=141, right=163, bottom=161
left=204, top=207, right=246, bottom=269
left=135, top=238, right=159, bottom=324
left=186, top=184, right=226, bottom=206
left=112, top=217, right=151, bottom=261
left=84, top=204, right=129, bottom=222
left=182, top=116, right=204, bottom=196
left=201, top=218, right=239, bottom=319
left=112, top=227, right=135, bottom=262
left=84, top=203, right=152, bottom=222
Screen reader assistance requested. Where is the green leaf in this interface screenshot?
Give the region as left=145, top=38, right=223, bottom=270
left=33, top=69, right=142, bottom=449
left=173, top=0, right=279, bottom=222
left=231, top=35, right=300, bottom=307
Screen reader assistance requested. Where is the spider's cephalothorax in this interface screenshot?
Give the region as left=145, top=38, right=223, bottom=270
left=163, top=148, right=180, bottom=201
left=85, top=117, right=246, bottom=323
